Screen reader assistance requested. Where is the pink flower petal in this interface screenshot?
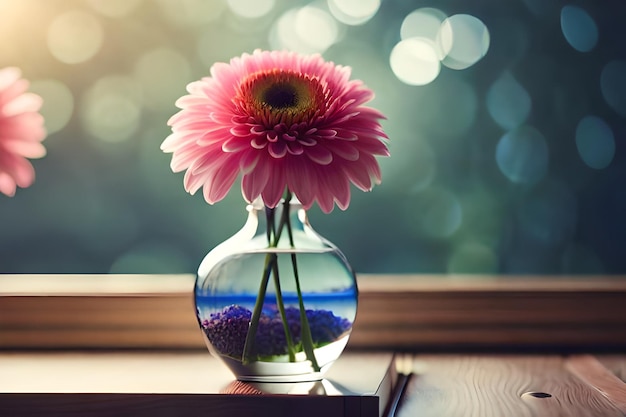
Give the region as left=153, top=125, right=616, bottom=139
left=2, top=139, right=46, bottom=159
left=242, top=156, right=270, bottom=201
left=0, top=172, right=17, bottom=197
left=2, top=92, right=42, bottom=116
left=222, top=136, right=252, bottom=152
left=184, top=168, right=213, bottom=195
left=286, top=141, right=304, bottom=155
left=229, top=124, right=254, bottom=138
left=261, top=160, right=286, bottom=208
left=316, top=129, right=337, bottom=138
left=0, top=67, right=46, bottom=196
left=196, top=130, right=233, bottom=147
left=316, top=188, right=335, bottom=214
left=268, top=141, right=287, bottom=158
left=325, top=175, right=351, bottom=211
left=330, top=141, right=359, bottom=161
left=0, top=67, right=21, bottom=90
left=305, top=145, right=333, bottom=165
left=285, top=158, right=317, bottom=209
left=251, top=136, right=267, bottom=149
left=239, top=149, right=260, bottom=174
left=342, top=160, right=374, bottom=191
left=187, top=147, right=226, bottom=175
left=0, top=78, right=28, bottom=105
left=204, top=156, right=240, bottom=203
left=0, top=154, right=35, bottom=188
left=0, top=113, right=45, bottom=141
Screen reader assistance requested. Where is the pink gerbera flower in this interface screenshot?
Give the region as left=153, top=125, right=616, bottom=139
left=161, top=50, right=389, bottom=213
left=0, top=67, right=46, bottom=197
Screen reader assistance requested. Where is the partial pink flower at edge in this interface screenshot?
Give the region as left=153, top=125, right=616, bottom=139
left=162, top=50, right=389, bottom=213
left=0, top=67, right=47, bottom=197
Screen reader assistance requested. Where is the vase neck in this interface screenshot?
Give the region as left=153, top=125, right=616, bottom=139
left=248, top=195, right=303, bottom=210
left=245, top=198, right=309, bottom=247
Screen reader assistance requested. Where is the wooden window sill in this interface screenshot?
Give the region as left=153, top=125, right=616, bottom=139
left=1, top=274, right=626, bottom=350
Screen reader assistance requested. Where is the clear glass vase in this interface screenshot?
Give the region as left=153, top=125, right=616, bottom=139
left=194, top=197, right=358, bottom=382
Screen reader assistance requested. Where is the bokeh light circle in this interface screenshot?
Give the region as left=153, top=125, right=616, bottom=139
left=455, top=187, right=503, bottom=250
left=227, top=0, right=275, bottom=19
left=294, top=6, right=339, bottom=53
left=417, top=77, right=478, bottom=137
left=560, top=5, right=598, bottom=53
left=575, top=115, right=615, bottom=170
left=401, top=8, right=447, bottom=42
left=157, top=0, right=225, bottom=27
left=561, top=242, right=604, bottom=274
left=109, top=241, right=192, bottom=274
left=413, top=187, right=463, bottom=239
left=522, top=0, right=556, bottom=17
left=269, top=7, right=339, bottom=54
left=496, top=126, right=549, bottom=185
left=383, top=139, right=436, bottom=193
left=29, top=79, right=74, bottom=135
left=327, top=0, right=381, bottom=26
left=438, top=14, right=490, bottom=69
left=390, top=38, right=440, bottom=86
left=81, top=75, right=142, bottom=143
left=47, top=10, right=103, bottom=64
left=86, top=0, right=142, bottom=18
left=133, top=48, right=191, bottom=112
left=516, top=180, right=577, bottom=246
left=600, top=60, right=626, bottom=117
left=447, top=242, right=498, bottom=273
left=487, top=72, right=531, bottom=130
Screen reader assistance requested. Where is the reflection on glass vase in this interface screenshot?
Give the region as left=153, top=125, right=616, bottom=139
left=194, top=196, right=358, bottom=382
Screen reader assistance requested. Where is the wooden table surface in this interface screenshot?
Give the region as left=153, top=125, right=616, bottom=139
left=396, top=354, right=626, bottom=417
left=0, top=351, right=395, bottom=417
left=0, top=351, right=625, bottom=417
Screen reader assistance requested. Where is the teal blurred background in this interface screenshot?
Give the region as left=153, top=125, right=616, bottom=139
left=1, top=0, right=625, bottom=275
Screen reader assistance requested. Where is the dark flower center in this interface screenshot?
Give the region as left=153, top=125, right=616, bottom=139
left=263, top=84, right=298, bottom=109
left=236, top=69, right=327, bottom=126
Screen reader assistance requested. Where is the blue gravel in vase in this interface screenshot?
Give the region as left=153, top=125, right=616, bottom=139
left=201, top=304, right=352, bottom=360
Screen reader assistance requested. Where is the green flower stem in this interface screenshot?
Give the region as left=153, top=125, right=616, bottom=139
left=283, top=192, right=320, bottom=371
left=241, top=251, right=274, bottom=364
left=289, top=252, right=320, bottom=370
left=270, top=256, right=297, bottom=362
left=272, top=199, right=297, bottom=361
left=241, top=203, right=297, bottom=364
left=240, top=192, right=321, bottom=369
left=266, top=205, right=276, bottom=241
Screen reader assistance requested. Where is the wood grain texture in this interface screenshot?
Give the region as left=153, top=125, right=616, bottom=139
left=566, top=355, right=626, bottom=413
left=2, top=274, right=626, bottom=350
left=396, top=355, right=623, bottom=417
left=598, top=356, right=626, bottom=383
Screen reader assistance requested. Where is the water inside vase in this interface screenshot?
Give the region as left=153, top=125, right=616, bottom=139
left=195, top=250, right=357, bottom=366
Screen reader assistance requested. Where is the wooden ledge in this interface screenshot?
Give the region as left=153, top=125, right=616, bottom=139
left=1, top=274, right=625, bottom=350
left=3, top=273, right=626, bottom=295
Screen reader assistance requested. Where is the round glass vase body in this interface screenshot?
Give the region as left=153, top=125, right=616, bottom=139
left=194, top=199, right=358, bottom=382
